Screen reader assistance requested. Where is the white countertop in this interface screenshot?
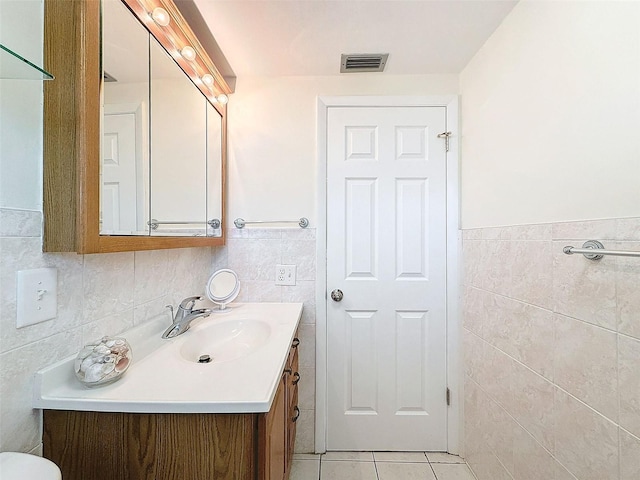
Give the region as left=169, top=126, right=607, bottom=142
left=33, top=303, right=303, bottom=414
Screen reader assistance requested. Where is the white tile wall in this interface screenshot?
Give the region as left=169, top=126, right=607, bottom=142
left=17, top=209, right=637, bottom=471
left=0, top=208, right=213, bottom=452
left=463, top=217, right=640, bottom=480
left=620, top=427, right=640, bottom=480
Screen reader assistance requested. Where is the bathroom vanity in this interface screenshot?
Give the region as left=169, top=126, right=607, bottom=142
left=34, top=303, right=303, bottom=480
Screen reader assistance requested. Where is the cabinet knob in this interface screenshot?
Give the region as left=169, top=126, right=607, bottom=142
left=292, top=406, right=300, bottom=423
left=292, top=338, right=300, bottom=348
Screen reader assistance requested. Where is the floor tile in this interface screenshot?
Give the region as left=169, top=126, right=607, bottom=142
left=377, top=462, right=437, bottom=480
left=290, top=458, right=320, bottom=480
left=320, top=460, right=378, bottom=480
left=426, top=452, right=465, bottom=464
left=322, top=451, right=375, bottom=461
left=374, top=451, right=429, bottom=463
left=431, top=463, right=475, bottom=480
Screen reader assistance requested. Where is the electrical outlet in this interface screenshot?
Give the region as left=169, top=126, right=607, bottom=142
left=275, top=264, right=296, bottom=286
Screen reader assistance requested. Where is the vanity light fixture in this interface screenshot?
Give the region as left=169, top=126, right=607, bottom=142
left=126, top=0, right=232, bottom=108
left=201, top=73, right=214, bottom=87
left=151, top=7, right=171, bottom=26
left=180, top=46, right=196, bottom=61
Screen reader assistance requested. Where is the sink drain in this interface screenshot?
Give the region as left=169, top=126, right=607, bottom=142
left=198, top=354, right=212, bottom=364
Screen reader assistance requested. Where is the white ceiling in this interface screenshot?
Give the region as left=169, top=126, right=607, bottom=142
left=192, top=0, right=518, bottom=76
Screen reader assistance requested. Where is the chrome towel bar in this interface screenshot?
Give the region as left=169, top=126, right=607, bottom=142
left=234, top=217, right=309, bottom=229
left=148, top=219, right=220, bottom=230
left=563, top=240, right=640, bottom=260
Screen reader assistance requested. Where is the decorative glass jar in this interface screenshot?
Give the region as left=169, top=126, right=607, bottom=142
left=74, top=336, right=132, bottom=387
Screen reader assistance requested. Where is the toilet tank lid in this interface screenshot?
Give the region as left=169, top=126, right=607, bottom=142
left=0, top=452, right=61, bottom=480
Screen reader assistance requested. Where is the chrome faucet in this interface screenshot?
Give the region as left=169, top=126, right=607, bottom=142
left=161, top=296, right=212, bottom=339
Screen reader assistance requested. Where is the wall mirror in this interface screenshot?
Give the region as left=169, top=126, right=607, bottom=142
left=43, top=0, right=230, bottom=253
left=102, top=0, right=150, bottom=235
left=101, top=0, right=223, bottom=238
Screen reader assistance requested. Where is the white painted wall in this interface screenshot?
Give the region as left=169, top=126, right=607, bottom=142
left=0, top=0, right=44, bottom=210
left=226, top=74, right=459, bottom=228
left=460, top=0, right=640, bottom=229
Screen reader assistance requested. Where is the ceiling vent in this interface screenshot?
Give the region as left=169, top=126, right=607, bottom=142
left=340, top=54, right=388, bottom=73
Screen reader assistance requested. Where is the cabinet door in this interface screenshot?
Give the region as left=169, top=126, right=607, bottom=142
left=285, top=339, right=300, bottom=476
left=263, top=373, right=287, bottom=480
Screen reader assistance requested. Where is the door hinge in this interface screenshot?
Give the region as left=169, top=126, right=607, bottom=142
left=438, top=131, right=451, bottom=152
left=446, top=387, right=451, bottom=406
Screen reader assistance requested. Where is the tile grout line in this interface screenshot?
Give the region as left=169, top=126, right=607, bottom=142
left=428, top=460, right=438, bottom=480
left=309, top=452, right=469, bottom=479
left=373, top=457, right=380, bottom=480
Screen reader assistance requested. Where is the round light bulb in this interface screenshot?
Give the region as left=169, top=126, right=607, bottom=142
left=180, top=46, right=196, bottom=61
left=201, top=73, right=214, bottom=87
left=151, top=7, right=170, bottom=26
left=217, top=94, right=229, bottom=105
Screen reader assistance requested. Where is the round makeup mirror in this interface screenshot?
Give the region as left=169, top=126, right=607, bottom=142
left=205, top=269, right=240, bottom=312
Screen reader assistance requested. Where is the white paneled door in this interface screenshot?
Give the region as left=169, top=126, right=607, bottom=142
left=326, top=106, right=448, bottom=451
left=102, top=112, right=138, bottom=233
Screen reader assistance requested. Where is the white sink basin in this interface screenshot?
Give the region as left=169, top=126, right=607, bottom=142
left=34, top=303, right=304, bottom=414
left=179, top=319, right=272, bottom=364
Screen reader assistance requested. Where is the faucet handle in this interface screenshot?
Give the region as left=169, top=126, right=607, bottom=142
left=179, top=296, right=203, bottom=310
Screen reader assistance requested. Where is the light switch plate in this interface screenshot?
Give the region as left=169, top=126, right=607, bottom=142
left=16, top=268, right=58, bottom=328
left=275, top=264, right=296, bottom=286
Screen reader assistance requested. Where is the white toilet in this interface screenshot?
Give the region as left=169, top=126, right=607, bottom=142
left=0, top=452, right=62, bottom=479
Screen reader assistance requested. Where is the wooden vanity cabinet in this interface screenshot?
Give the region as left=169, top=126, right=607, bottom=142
left=43, top=336, right=301, bottom=480
left=258, top=335, right=300, bottom=480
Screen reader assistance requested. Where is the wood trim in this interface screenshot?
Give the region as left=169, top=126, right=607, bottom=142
left=43, top=0, right=227, bottom=254
left=97, top=234, right=224, bottom=253
left=77, top=0, right=102, bottom=253
left=43, top=0, right=82, bottom=252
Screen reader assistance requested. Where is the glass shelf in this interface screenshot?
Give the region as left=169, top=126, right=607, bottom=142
left=0, top=44, right=53, bottom=80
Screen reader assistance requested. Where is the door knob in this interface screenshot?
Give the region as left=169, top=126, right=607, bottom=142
left=331, top=289, right=344, bottom=302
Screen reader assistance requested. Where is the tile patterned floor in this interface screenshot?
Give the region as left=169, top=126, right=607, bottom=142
left=291, top=452, right=475, bottom=480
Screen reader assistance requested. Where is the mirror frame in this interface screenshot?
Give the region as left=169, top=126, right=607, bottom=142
left=43, top=0, right=229, bottom=253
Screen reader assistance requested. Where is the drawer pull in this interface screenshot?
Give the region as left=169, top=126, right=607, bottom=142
left=284, top=368, right=292, bottom=375
left=292, top=406, right=300, bottom=422
left=292, top=338, right=300, bottom=348
left=292, top=372, right=301, bottom=385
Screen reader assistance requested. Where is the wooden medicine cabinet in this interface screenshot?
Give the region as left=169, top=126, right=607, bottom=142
left=43, top=0, right=230, bottom=253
